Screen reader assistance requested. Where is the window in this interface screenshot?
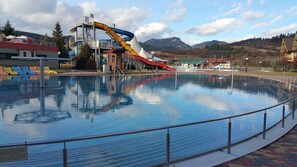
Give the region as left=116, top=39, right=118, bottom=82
left=23, top=52, right=27, bottom=57
left=31, top=51, right=35, bottom=57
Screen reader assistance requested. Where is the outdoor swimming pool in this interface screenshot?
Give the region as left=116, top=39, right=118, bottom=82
left=0, top=74, right=295, bottom=166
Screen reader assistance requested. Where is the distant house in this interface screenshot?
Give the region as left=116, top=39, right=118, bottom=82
left=281, top=33, right=297, bottom=64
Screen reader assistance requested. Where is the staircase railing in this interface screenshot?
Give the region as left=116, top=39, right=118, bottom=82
left=122, top=54, right=146, bottom=71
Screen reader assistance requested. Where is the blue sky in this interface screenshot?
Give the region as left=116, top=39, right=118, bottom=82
left=0, top=0, right=297, bottom=45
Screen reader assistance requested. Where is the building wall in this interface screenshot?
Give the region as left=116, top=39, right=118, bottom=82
left=0, top=42, right=59, bottom=68
left=284, top=52, right=297, bottom=63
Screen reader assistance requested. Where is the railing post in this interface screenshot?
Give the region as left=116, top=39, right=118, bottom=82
left=166, top=128, right=170, bottom=167
left=293, top=100, right=295, bottom=119
left=63, top=142, right=67, bottom=167
left=263, top=110, right=267, bottom=139
left=282, top=105, right=285, bottom=128
left=227, top=119, right=232, bottom=154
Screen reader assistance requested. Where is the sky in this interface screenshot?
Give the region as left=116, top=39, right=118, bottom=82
left=0, top=0, right=297, bottom=45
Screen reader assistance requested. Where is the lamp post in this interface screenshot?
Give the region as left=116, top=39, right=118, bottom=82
left=151, top=51, right=156, bottom=72
left=58, top=51, right=61, bottom=69
left=245, top=57, right=249, bottom=72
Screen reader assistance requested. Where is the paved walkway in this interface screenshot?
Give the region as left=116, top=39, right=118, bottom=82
left=217, top=125, right=297, bottom=167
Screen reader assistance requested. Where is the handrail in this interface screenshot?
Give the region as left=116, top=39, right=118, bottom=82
left=1, top=94, right=296, bottom=148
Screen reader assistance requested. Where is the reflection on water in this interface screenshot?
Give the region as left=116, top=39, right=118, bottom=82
left=0, top=74, right=296, bottom=144
left=14, top=88, right=71, bottom=124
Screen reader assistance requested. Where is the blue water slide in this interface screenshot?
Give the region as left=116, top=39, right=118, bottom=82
left=112, top=28, right=134, bottom=41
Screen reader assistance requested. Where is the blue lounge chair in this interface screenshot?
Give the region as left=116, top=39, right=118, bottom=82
left=21, top=66, right=36, bottom=75
left=12, top=66, right=26, bottom=75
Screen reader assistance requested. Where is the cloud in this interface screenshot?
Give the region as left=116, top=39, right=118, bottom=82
left=247, top=0, right=253, bottom=7
left=78, top=3, right=147, bottom=32
left=1, top=0, right=56, bottom=15
left=259, top=0, right=265, bottom=5
left=250, top=22, right=267, bottom=29
left=220, top=34, right=256, bottom=43
left=102, top=7, right=147, bottom=31
left=168, top=0, right=184, bottom=8
left=0, top=1, right=83, bottom=35
left=262, top=23, right=297, bottom=37
left=225, top=1, right=243, bottom=15
left=186, top=18, right=239, bottom=36
left=0, top=0, right=148, bottom=37
left=242, top=11, right=264, bottom=20
left=165, top=8, right=186, bottom=22
left=134, top=22, right=169, bottom=41
left=164, top=0, right=186, bottom=23
left=250, top=15, right=283, bottom=29
left=287, top=6, right=297, bottom=16
left=183, top=38, right=203, bottom=46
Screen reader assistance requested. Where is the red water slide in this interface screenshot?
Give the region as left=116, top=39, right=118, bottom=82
left=129, top=55, right=176, bottom=71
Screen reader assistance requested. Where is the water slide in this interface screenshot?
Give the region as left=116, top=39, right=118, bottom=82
left=93, top=22, right=176, bottom=71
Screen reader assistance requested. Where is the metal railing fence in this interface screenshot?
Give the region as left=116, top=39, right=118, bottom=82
left=0, top=93, right=296, bottom=167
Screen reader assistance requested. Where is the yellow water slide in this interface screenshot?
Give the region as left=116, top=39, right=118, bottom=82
left=94, top=22, right=138, bottom=56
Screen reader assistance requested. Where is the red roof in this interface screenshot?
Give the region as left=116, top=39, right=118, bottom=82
left=0, top=41, right=58, bottom=52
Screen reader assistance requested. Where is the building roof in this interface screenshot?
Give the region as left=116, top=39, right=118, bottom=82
left=179, top=58, right=206, bottom=64
left=293, top=34, right=297, bottom=51
left=283, top=38, right=294, bottom=52
left=0, top=42, right=58, bottom=52
left=281, top=33, right=297, bottom=53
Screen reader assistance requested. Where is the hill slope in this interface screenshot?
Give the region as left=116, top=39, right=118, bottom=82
left=193, top=40, right=228, bottom=48
left=142, top=37, right=192, bottom=51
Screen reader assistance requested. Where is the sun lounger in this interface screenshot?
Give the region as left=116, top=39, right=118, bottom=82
left=29, top=66, right=40, bottom=74
left=12, top=66, right=27, bottom=75
left=44, top=66, right=58, bottom=75
left=3, top=67, right=18, bottom=75
left=21, top=66, right=36, bottom=75
left=0, top=66, right=8, bottom=75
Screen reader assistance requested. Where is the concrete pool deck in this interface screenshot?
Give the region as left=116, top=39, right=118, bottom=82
left=173, top=114, right=297, bottom=167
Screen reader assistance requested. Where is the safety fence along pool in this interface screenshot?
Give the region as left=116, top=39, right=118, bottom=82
left=0, top=96, right=296, bottom=167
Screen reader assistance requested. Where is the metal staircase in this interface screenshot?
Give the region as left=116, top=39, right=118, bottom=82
left=122, top=54, right=146, bottom=71
left=116, top=65, right=125, bottom=76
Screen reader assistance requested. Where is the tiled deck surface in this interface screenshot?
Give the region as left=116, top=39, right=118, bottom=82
left=217, top=125, right=297, bottom=167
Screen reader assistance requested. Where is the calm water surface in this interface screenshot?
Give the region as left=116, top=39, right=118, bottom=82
left=0, top=74, right=294, bottom=145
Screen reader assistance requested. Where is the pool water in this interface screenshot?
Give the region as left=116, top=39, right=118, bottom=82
left=0, top=74, right=293, bottom=145
left=1, top=74, right=296, bottom=166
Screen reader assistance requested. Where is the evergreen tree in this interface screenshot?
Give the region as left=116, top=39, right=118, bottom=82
left=2, top=20, right=16, bottom=36
left=52, top=21, right=67, bottom=59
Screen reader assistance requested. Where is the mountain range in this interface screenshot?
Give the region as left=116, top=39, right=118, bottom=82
left=142, top=37, right=192, bottom=50
left=140, top=37, right=229, bottom=51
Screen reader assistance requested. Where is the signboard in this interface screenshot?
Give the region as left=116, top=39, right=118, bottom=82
left=0, top=146, right=28, bottom=163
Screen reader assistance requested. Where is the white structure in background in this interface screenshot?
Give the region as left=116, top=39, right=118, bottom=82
left=214, top=61, right=231, bottom=70
left=126, top=35, right=165, bottom=62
